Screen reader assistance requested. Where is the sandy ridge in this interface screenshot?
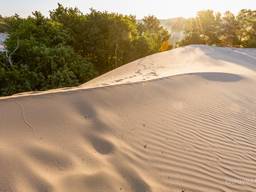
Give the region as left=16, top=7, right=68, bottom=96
left=1, top=45, right=256, bottom=192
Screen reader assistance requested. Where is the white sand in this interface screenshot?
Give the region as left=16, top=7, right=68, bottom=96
left=1, top=45, right=256, bottom=192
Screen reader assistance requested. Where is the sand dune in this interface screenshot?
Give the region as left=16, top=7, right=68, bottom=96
left=1, top=45, right=256, bottom=192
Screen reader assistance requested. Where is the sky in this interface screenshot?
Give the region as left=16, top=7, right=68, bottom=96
left=0, top=0, right=256, bottom=19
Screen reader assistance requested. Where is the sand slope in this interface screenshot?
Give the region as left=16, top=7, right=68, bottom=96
left=1, top=45, right=256, bottom=192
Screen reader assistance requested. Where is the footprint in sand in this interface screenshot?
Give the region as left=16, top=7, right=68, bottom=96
left=26, top=146, right=73, bottom=171
left=61, top=172, right=116, bottom=192
left=89, top=135, right=115, bottom=155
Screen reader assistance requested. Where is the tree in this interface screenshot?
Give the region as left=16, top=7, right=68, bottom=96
left=82, top=9, right=138, bottom=73
left=237, top=9, right=256, bottom=47
left=196, top=10, right=221, bottom=45
left=51, top=5, right=171, bottom=74
left=178, top=18, right=204, bottom=46
left=51, top=6, right=138, bottom=73
left=178, top=9, right=256, bottom=48
left=179, top=10, right=222, bottom=46
left=219, top=11, right=240, bottom=47
left=50, top=3, right=86, bottom=54
left=0, top=11, right=96, bottom=96
left=0, top=4, right=172, bottom=96
left=138, top=16, right=171, bottom=52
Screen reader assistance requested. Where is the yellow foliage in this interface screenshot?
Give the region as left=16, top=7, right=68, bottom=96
left=160, top=40, right=171, bottom=52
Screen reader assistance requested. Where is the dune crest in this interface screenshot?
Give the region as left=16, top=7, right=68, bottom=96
left=1, top=45, right=256, bottom=192
left=83, top=45, right=256, bottom=88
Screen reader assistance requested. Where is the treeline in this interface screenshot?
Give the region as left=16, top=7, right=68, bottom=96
left=178, top=9, right=256, bottom=47
left=0, top=4, right=170, bottom=96
left=1, top=7, right=255, bottom=96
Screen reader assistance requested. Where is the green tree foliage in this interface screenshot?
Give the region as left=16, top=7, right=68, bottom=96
left=74, top=9, right=138, bottom=73
left=237, top=9, right=256, bottom=47
left=178, top=9, right=256, bottom=48
left=179, top=10, right=221, bottom=45
left=178, top=18, right=205, bottom=45
left=50, top=4, right=171, bottom=74
left=49, top=4, right=86, bottom=54
left=0, top=4, right=170, bottom=96
left=138, top=16, right=171, bottom=53
left=219, top=11, right=240, bottom=47
left=0, top=12, right=96, bottom=96
left=0, top=15, right=9, bottom=32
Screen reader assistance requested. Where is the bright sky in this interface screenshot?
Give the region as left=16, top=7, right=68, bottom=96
left=0, top=0, right=256, bottom=19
